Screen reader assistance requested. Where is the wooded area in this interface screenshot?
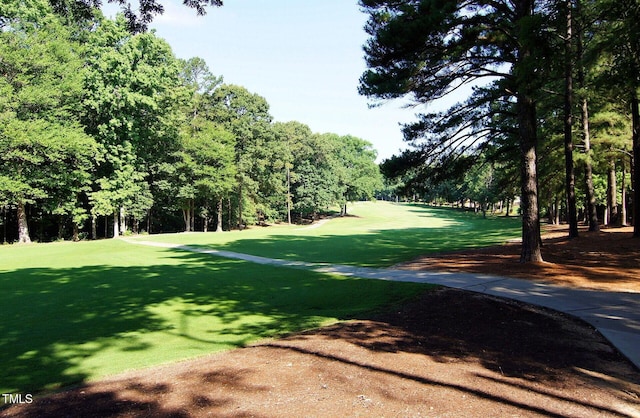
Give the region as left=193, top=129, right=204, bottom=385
left=359, top=0, right=640, bottom=262
left=0, top=1, right=382, bottom=243
left=2, top=0, right=639, bottom=265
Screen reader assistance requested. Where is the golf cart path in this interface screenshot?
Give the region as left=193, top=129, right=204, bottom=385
left=125, top=239, right=640, bottom=370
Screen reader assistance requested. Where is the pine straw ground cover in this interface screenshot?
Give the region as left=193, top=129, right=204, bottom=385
left=3, top=225, right=640, bottom=417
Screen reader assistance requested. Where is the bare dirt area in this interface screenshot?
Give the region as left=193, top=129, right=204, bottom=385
left=398, top=225, right=640, bottom=293
left=3, top=225, right=640, bottom=417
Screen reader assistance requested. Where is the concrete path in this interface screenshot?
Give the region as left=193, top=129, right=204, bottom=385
left=127, top=239, right=640, bottom=370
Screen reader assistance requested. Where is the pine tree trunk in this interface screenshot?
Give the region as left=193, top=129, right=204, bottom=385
left=564, top=1, right=579, bottom=238
left=632, top=92, right=640, bottom=236
left=514, top=0, right=543, bottom=263
left=583, top=98, right=599, bottom=231
left=622, top=164, right=628, bottom=226
left=576, top=0, right=599, bottom=232
left=518, top=94, right=543, bottom=263
left=607, top=157, right=618, bottom=226
left=17, top=200, right=31, bottom=244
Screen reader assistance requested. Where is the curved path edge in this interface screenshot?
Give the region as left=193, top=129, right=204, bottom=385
left=125, top=239, right=640, bottom=370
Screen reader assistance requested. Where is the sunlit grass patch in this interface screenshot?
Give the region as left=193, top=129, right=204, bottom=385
left=131, top=202, right=521, bottom=267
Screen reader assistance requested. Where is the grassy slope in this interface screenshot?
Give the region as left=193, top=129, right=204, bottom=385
left=0, top=202, right=519, bottom=394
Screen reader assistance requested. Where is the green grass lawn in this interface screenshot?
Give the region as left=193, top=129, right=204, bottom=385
left=0, top=202, right=519, bottom=395
left=0, top=239, right=429, bottom=395
left=131, top=201, right=521, bottom=267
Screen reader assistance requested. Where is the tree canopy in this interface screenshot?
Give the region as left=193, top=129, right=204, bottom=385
left=0, top=2, right=382, bottom=243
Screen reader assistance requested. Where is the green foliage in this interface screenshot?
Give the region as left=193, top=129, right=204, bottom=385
left=336, top=135, right=383, bottom=209
left=0, top=6, right=99, bottom=242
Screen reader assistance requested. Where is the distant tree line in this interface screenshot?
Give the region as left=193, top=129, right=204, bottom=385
left=360, top=0, right=640, bottom=262
left=0, top=1, right=382, bottom=243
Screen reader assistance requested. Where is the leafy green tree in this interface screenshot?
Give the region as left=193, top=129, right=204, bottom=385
left=335, top=135, right=383, bottom=215
left=0, top=5, right=98, bottom=243
left=291, top=133, right=344, bottom=219
left=273, top=121, right=313, bottom=223
left=173, top=120, right=235, bottom=232
left=47, top=0, right=223, bottom=32
left=180, top=57, right=223, bottom=98
left=207, top=84, right=273, bottom=228
left=81, top=15, right=185, bottom=236
left=174, top=56, right=233, bottom=231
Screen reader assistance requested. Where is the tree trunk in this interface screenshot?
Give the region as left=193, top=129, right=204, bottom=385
left=216, top=198, right=223, bottom=232
left=183, top=199, right=193, bottom=232
left=632, top=92, right=640, bottom=236
left=237, top=182, right=243, bottom=230
left=72, top=224, right=79, bottom=242
left=113, top=209, right=119, bottom=238
left=564, top=1, right=579, bottom=238
left=3, top=205, right=7, bottom=244
left=91, top=214, right=97, bottom=239
left=518, top=94, right=543, bottom=263
left=582, top=98, right=599, bottom=231
left=576, top=0, right=599, bottom=232
left=607, top=157, right=618, bottom=226
left=190, top=200, right=195, bottom=232
left=58, top=215, right=64, bottom=241
left=286, top=165, right=292, bottom=224
left=120, top=206, right=126, bottom=235
left=622, top=163, right=628, bottom=226
left=17, top=200, right=31, bottom=244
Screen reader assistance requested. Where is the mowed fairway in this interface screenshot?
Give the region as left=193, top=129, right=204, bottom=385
left=0, top=202, right=519, bottom=395
left=131, top=201, right=521, bottom=267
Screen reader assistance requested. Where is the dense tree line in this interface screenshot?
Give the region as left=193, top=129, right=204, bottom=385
left=0, top=1, right=382, bottom=243
left=360, top=0, right=640, bottom=262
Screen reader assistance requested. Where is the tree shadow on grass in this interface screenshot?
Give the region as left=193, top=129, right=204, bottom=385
left=191, top=225, right=521, bottom=268
left=5, top=288, right=639, bottom=417
left=0, top=249, right=426, bottom=396
left=201, top=205, right=520, bottom=267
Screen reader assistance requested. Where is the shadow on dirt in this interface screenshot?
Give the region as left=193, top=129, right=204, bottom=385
left=4, top=287, right=640, bottom=417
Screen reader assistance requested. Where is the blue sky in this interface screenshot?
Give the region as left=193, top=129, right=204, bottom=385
left=105, top=0, right=428, bottom=161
